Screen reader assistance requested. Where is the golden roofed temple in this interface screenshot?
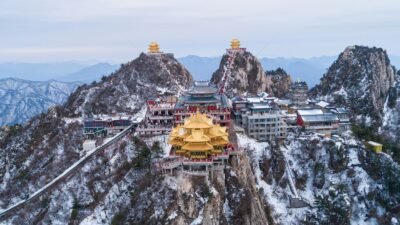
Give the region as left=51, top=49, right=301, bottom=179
left=148, top=42, right=161, bottom=54
left=169, top=113, right=229, bottom=160
left=230, top=38, right=241, bottom=49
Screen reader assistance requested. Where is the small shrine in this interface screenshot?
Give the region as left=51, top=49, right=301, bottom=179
left=148, top=42, right=161, bottom=54
left=227, top=38, right=246, bottom=53
left=230, top=38, right=241, bottom=49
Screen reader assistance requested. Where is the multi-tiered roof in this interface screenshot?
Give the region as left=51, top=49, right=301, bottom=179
left=169, top=113, right=229, bottom=159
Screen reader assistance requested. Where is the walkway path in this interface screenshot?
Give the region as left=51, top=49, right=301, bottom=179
left=0, top=124, right=136, bottom=219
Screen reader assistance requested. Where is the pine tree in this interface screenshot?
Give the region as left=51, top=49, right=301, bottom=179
left=151, top=141, right=163, bottom=160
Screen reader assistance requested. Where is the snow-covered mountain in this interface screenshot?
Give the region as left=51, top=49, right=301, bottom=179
left=310, top=46, right=397, bottom=126
left=1, top=47, right=400, bottom=225
left=211, top=50, right=271, bottom=97
left=0, top=78, right=79, bottom=126
left=63, top=52, right=193, bottom=117
left=0, top=51, right=275, bottom=225
left=0, top=52, right=182, bottom=222
left=210, top=51, right=294, bottom=98
left=265, top=68, right=292, bottom=98
left=239, top=131, right=400, bottom=224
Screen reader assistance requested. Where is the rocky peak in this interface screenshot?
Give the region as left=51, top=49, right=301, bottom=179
left=265, top=68, right=292, bottom=98
left=310, top=45, right=396, bottom=125
left=64, top=52, right=193, bottom=116
left=210, top=51, right=270, bottom=97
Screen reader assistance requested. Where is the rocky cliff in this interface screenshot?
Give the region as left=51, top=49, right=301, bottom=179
left=211, top=51, right=271, bottom=97
left=64, top=53, right=193, bottom=117
left=265, top=68, right=292, bottom=98
left=238, top=131, right=400, bottom=224
left=310, top=46, right=396, bottom=126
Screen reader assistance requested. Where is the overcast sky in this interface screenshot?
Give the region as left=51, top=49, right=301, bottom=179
left=0, top=0, right=399, bottom=63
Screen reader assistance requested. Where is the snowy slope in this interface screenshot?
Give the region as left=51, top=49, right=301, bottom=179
left=238, top=131, right=400, bottom=224
left=0, top=78, right=79, bottom=126
left=311, top=46, right=396, bottom=126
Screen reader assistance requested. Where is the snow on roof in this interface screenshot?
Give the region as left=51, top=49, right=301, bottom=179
left=297, top=109, right=324, bottom=116
left=250, top=105, right=272, bottom=109
left=336, top=108, right=348, bottom=113
left=257, top=92, right=269, bottom=98
left=277, top=99, right=292, bottom=105
left=301, top=114, right=339, bottom=122
left=247, top=97, right=263, bottom=103
left=316, top=101, right=329, bottom=108
left=231, top=96, right=247, bottom=102
left=367, top=141, right=382, bottom=146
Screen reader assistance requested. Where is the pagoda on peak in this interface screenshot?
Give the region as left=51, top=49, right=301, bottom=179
left=230, top=38, right=241, bottom=49
left=148, top=42, right=162, bottom=54
left=227, top=38, right=246, bottom=54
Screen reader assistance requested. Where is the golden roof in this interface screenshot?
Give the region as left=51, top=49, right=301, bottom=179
left=184, top=129, right=211, bottom=142
left=182, top=142, right=213, bottom=151
left=208, top=125, right=226, bottom=137
left=230, top=38, right=241, bottom=49
left=211, top=139, right=228, bottom=146
left=168, top=112, right=230, bottom=159
left=182, top=113, right=213, bottom=129
left=148, top=42, right=160, bottom=53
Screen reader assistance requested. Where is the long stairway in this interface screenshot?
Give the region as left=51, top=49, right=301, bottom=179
left=0, top=124, right=136, bottom=219
left=218, top=52, right=235, bottom=94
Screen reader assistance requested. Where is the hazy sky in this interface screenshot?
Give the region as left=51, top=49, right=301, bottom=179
left=0, top=0, right=399, bottom=63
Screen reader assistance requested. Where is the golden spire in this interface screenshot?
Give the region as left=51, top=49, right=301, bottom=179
left=148, top=42, right=160, bottom=53
left=230, top=38, right=241, bottom=49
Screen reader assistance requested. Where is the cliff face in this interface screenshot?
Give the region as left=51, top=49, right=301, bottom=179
left=64, top=53, right=193, bottom=117
left=265, top=68, right=292, bottom=98
left=238, top=131, right=400, bottom=224
left=211, top=51, right=271, bottom=97
left=310, top=46, right=396, bottom=125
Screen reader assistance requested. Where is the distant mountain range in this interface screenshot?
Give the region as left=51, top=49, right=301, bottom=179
left=0, top=62, right=119, bottom=83
left=57, top=63, right=120, bottom=82
left=0, top=78, right=80, bottom=126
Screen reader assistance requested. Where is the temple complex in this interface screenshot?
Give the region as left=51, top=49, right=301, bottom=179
left=174, top=81, right=231, bottom=127
left=169, top=113, right=228, bottom=159
left=166, top=112, right=239, bottom=177
left=136, top=95, right=177, bottom=136
left=289, top=81, right=309, bottom=106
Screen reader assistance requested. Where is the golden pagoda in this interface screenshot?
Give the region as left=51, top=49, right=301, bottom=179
left=148, top=42, right=161, bottom=53
left=230, top=38, right=241, bottom=49
left=169, top=113, right=229, bottom=159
